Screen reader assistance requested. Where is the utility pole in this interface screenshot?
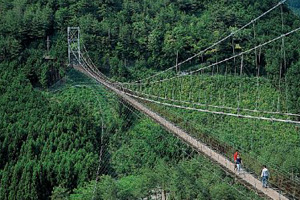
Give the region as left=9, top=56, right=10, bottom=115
left=176, top=50, right=179, bottom=73
left=43, top=36, right=55, bottom=60
left=47, top=36, right=50, bottom=53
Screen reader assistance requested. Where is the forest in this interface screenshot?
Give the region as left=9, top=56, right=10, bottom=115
left=1, top=0, right=300, bottom=199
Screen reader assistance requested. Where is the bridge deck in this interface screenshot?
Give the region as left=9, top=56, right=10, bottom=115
left=76, top=66, right=288, bottom=200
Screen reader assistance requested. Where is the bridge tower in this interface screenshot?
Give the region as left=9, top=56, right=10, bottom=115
left=67, top=27, right=80, bottom=66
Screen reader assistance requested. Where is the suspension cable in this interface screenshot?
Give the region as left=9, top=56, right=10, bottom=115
left=124, top=86, right=300, bottom=117
left=124, top=92, right=300, bottom=124
left=119, top=0, right=287, bottom=85
left=79, top=48, right=300, bottom=119
left=121, top=25, right=300, bottom=87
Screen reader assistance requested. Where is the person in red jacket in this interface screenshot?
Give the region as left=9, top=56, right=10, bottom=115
left=233, top=150, right=239, bottom=170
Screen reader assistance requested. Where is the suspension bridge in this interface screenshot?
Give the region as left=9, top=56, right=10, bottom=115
left=67, top=0, right=300, bottom=199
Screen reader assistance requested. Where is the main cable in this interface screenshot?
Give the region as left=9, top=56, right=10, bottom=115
left=119, top=0, right=287, bottom=85
left=121, top=25, right=300, bottom=86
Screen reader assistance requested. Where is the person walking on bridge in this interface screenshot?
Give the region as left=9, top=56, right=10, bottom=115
left=261, top=165, right=269, bottom=188
left=233, top=150, right=239, bottom=170
left=236, top=154, right=242, bottom=174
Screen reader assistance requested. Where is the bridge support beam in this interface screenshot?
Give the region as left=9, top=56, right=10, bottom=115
left=67, top=27, right=80, bottom=66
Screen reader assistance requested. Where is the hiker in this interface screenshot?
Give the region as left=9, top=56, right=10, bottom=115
left=261, top=165, right=269, bottom=188
left=233, top=150, right=239, bottom=170
left=236, top=154, right=242, bottom=173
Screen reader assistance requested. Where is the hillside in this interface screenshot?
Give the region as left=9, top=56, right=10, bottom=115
left=1, top=0, right=300, bottom=199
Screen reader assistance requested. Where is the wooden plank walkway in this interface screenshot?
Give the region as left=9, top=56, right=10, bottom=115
left=76, top=66, right=289, bottom=200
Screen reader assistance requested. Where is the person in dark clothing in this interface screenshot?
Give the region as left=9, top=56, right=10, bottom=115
left=236, top=155, right=242, bottom=174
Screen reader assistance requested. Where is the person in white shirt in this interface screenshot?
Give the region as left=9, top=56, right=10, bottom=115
left=261, top=165, right=269, bottom=188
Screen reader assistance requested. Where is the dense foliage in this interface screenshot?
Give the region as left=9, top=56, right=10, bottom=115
left=70, top=157, right=261, bottom=200
left=1, top=0, right=300, bottom=199
left=0, top=67, right=118, bottom=199
left=1, top=0, right=300, bottom=83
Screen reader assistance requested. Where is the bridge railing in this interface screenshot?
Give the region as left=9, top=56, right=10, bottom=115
left=145, top=102, right=300, bottom=200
